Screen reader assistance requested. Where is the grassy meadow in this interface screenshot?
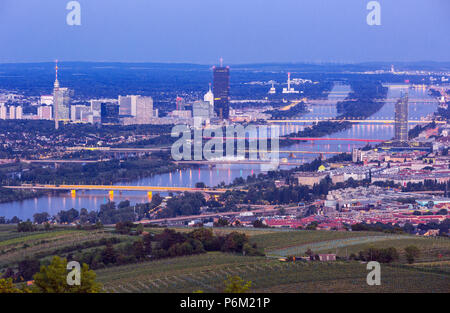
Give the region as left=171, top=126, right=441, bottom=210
left=0, top=225, right=448, bottom=293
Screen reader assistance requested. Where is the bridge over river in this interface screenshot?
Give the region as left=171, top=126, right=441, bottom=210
left=3, top=184, right=234, bottom=194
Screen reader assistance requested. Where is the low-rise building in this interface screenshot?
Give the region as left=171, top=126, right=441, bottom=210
left=318, top=254, right=336, bottom=261
left=294, top=172, right=328, bottom=186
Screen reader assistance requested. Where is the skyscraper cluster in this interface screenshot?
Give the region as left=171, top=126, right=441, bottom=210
left=167, top=60, right=230, bottom=125
left=45, top=62, right=159, bottom=128
left=36, top=60, right=233, bottom=128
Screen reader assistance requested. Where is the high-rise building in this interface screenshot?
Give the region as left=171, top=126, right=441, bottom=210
left=119, top=95, right=154, bottom=124
left=90, top=100, right=102, bottom=124
left=54, top=88, right=72, bottom=121
left=53, top=61, right=60, bottom=129
left=0, top=105, right=22, bottom=119
left=15, top=106, right=23, bottom=119
left=101, top=102, right=119, bottom=124
left=9, top=106, right=16, bottom=119
left=394, top=92, right=409, bottom=142
left=38, top=105, right=53, bottom=120
left=193, top=100, right=214, bottom=119
left=90, top=99, right=117, bottom=124
left=119, top=95, right=136, bottom=116
left=52, top=61, right=73, bottom=128
left=193, top=100, right=215, bottom=128
left=71, top=105, right=90, bottom=122
left=135, top=96, right=154, bottom=124
left=0, top=104, right=7, bottom=119
left=213, top=61, right=230, bottom=119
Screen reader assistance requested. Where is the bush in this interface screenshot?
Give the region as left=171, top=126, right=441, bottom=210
left=17, top=221, right=36, bottom=232
left=404, top=246, right=420, bottom=264
left=358, top=247, right=399, bottom=263
left=115, top=221, right=134, bottom=234
left=243, top=243, right=264, bottom=256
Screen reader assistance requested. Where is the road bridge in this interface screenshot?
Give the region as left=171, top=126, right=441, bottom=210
left=3, top=184, right=232, bottom=194
left=306, top=98, right=437, bottom=106
left=174, top=160, right=302, bottom=166
left=284, top=137, right=385, bottom=143
left=23, top=150, right=345, bottom=165
left=21, top=159, right=102, bottom=164
left=268, top=119, right=443, bottom=124
left=66, top=147, right=171, bottom=153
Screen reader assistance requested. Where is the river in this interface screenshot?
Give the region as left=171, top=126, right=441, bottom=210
left=0, top=84, right=438, bottom=220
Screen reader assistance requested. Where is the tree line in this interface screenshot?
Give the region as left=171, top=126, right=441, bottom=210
left=71, top=228, right=264, bottom=270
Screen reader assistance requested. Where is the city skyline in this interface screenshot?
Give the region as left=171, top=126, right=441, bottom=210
left=0, top=0, right=449, bottom=297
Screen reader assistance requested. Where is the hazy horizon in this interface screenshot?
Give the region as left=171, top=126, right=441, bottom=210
left=0, top=60, right=449, bottom=67
left=1, top=0, right=449, bottom=64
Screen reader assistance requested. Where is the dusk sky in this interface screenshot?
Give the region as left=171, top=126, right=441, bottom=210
left=0, top=0, right=449, bottom=64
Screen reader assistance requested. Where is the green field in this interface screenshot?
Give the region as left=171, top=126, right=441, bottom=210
left=1, top=226, right=449, bottom=293
left=247, top=230, right=450, bottom=262
left=407, top=260, right=450, bottom=275
left=96, top=252, right=449, bottom=293
left=95, top=229, right=449, bottom=293
left=0, top=226, right=129, bottom=270
left=320, top=237, right=450, bottom=263
left=248, top=230, right=394, bottom=253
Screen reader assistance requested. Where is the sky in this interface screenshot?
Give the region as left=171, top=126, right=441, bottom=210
left=0, top=0, right=449, bottom=64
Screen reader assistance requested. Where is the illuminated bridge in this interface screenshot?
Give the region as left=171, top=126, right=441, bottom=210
left=201, top=136, right=385, bottom=143
left=284, top=137, right=385, bottom=143
left=307, top=98, right=437, bottom=105
left=65, top=145, right=364, bottom=154
left=268, top=118, right=443, bottom=124
left=21, top=159, right=101, bottom=164
left=4, top=184, right=232, bottom=194
left=66, top=147, right=170, bottom=153
left=175, top=160, right=301, bottom=166
left=22, top=150, right=345, bottom=166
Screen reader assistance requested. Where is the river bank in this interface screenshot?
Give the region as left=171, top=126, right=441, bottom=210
left=0, top=84, right=439, bottom=220
left=0, top=158, right=195, bottom=207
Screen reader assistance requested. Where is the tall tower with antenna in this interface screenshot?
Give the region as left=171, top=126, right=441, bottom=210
left=53, top=60, right=60, bottom=130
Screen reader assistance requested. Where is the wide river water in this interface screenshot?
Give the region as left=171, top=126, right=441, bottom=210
left=0, top=84, right=438, bottom=220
